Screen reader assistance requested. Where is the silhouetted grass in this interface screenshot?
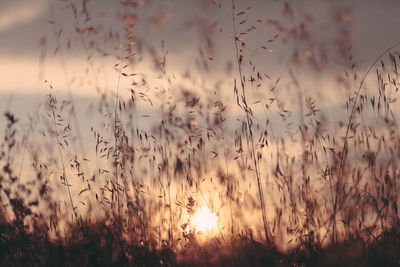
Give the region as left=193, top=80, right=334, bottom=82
left=1, top=0, right=400, bottom=266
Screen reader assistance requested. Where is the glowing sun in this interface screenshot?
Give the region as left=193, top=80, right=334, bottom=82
left=191, top=206, right=218, bottom=232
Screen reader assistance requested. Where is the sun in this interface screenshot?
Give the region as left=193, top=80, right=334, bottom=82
left=191, top=206, right=218, bottom=232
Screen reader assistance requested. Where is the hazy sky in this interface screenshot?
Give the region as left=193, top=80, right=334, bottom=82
left=1, top=0, right=400, bottom=56
left=1, top=0, right=400, bottom=118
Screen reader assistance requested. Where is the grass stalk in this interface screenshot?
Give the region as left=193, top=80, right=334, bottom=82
left=334, top=40, right=400, bottom=245
left=49, top=95, right=77, bottom=220
left=230, top=0, right=270, bottom=243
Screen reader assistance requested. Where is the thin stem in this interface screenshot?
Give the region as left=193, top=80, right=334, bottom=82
left=51, top=105, right=77, bottom=220
left=48, top=3, right=86, bottom=155
left=334, top=40, right=400, bottom=245
left=231, top=0, right=269, bottom=243
left=114, top=49, right=125, bottom=217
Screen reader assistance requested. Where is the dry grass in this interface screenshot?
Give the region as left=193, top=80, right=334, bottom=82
left=1, top=0, right=400, bottom=266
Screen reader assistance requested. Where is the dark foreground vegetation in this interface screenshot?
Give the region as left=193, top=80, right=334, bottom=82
left=0, top=217, right=399, bottom=266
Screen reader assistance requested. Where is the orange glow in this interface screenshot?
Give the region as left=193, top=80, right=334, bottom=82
left=191, top=206, right=218, bottom=233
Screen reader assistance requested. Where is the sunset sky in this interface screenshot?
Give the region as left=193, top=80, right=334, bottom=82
left=1, top=0, right=400, bottom=126
left=1, top=2, right=400, bottom=254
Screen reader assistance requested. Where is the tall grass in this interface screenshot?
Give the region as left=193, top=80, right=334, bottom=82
left=0, top=0, right=399, bottom=266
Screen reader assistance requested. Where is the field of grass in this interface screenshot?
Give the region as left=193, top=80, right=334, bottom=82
left=1, top=0, right=400, bottom=266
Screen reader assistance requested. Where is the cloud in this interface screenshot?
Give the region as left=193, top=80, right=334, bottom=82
left=0, top=0, right=47, bottom=32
